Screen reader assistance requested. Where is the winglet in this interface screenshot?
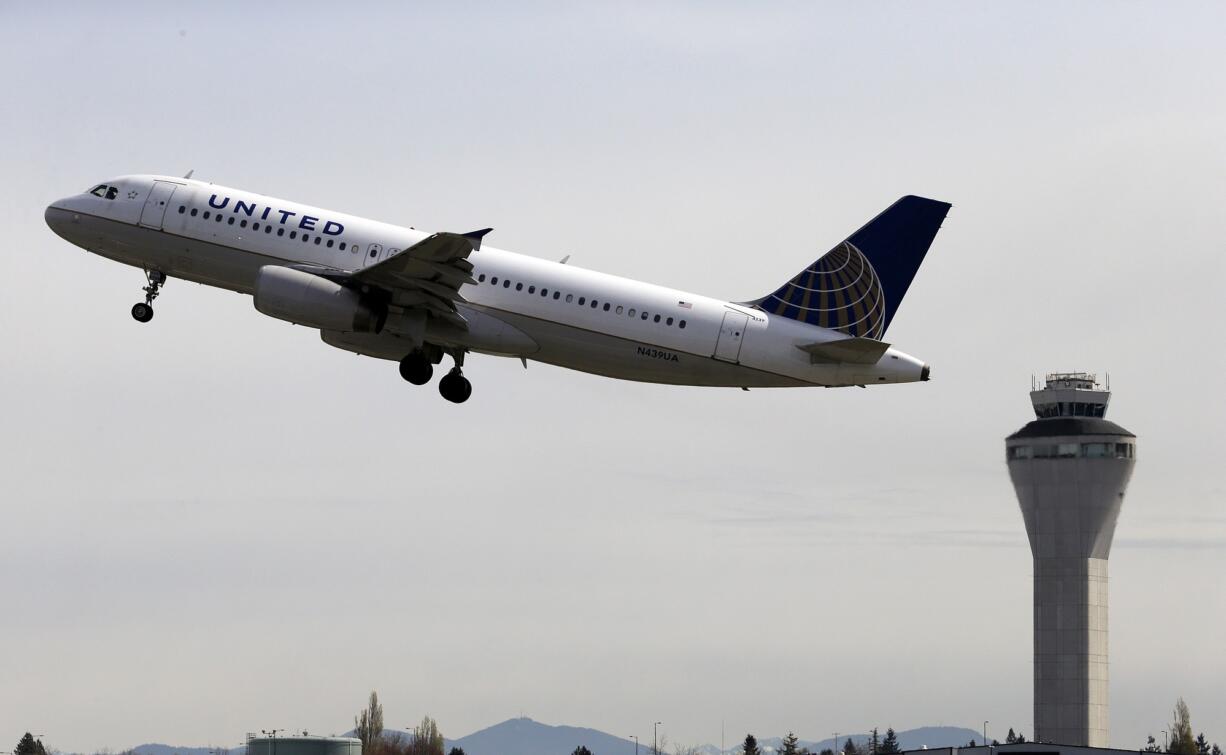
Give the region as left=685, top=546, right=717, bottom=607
left=462, top=228, right=493, bottom=251
left=183, top=169, right=195, bottom=179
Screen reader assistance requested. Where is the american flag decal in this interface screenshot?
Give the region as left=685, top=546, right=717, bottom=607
left=677, top=301, right=692, bottom=309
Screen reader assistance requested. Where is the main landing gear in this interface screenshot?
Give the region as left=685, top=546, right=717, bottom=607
left=400, top=347, right=471, bottom=403
left=131, top=270, right=166, bottom=323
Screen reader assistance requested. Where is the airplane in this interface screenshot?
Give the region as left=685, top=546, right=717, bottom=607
left=44, top=174, right=951, bottom=404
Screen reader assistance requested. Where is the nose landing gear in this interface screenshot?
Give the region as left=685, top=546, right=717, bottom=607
left=131, top=270, right=166, bottom=323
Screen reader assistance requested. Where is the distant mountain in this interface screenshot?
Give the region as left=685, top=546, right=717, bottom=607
left=444, top=717, right=636, bottom=755
left=126, top=720, right=986, bottom=755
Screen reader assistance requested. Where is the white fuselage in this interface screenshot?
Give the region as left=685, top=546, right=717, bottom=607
left=45, top=174, right=929, bottom=388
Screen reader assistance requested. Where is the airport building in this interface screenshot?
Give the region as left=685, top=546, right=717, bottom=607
left=246, top=735, right=361, bottom=755
left=902, top=744, right=1149, bottom=755
left=1005, top=373, right=1136, bottom=747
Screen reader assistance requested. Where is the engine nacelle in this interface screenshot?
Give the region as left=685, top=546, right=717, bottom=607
left=253, top=266, right=382, bottom=333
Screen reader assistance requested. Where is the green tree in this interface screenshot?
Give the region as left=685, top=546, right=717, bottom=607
left=742, top=734, right=760, bottom=755
left=869, top=730, right=880, bottom=755
left=448, top=748, right=466, bottom=755
left=820, top=749, right=835, bottom=755
left=355, top=691, right=384, bottom=752
left=880, top=729, right=901, bottom=755
left=1143, top=735, right=1162, bottom=752
left=1170, top=699, right=1197, bottom=755
left=781, top=733, right=800, bottom=755
left=1016, top=733, right=1026, bottom=744
left=1194, top=735, right=1210, bottom=755
left=844, top=739, right=860, bottom=755
left=572, top=747, right=593, bottom=755
left=410, top=717, right=445, bottom=755
left=1209, top=745, right=1221, bottom=755
left=1005, top=730, right=1017, bottom=745
left=15, top=734, right=47, bottom=755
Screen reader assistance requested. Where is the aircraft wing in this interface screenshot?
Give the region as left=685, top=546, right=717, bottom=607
left=346, top=229, right=490, bottom=328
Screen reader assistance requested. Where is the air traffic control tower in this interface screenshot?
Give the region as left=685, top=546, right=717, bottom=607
left=1005, top=373, right=1136, bottom=747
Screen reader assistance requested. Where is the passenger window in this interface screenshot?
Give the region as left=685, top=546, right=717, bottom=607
left=178, top=206, right=186, bottom=214
left=203, top=211, right=210, bottom=220
left=616, top=306, right=623, bottom=314
left=679, top=320, right=686, bottom=329
left=290, top=231, right=297, bottom=239
left=253, top=223, right=260, bottom=231
left=654, top=314, right=661, bottom=323
left=227, top=217, right=235, bottom=225
left=327, top=239, right=334, bottom=248
left=577, top=296, right=585, bottom=305
left=516, top=282, right=523, bottom=291
left=553, top=291, right=560, bottom=300
left=666, top=317, right=673, bottom=325
left=278, top=228, right=285, bottom=237
left=629, top=308, right=636, bottom=317
left=641, top=312, right=649, bottom=320
left=603, top=303, right=611, bottom=311
left=503, top=280, right=511, bottom=288
left=479, top=274, right=486, bottom=282
left=340, top=242, right=348, bottom=251
left=314, top=237, right=322, bottom=245
left=303, top=234, right=310, bottom=243
left=541, top=288, right=549, bottom=297
left=528, top=286, right=535, bottom=294
left=265, top=226, right=272, bottom=234
left=191, top=208, right=198, bottom=217
left=105, top=187, right=118, bottom=200
left=492, top=277, right=499, bottom=285
left=215, top=214, right=223, bottom=222
left=566, top=294, right=574, bottom=303
left=240, top=220, right=248, bottom=228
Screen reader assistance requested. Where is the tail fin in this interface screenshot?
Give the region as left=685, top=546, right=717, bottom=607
left=748, top=195, right=951, bottom=338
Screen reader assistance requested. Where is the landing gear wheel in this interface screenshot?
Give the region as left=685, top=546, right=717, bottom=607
left=133, top=270, right=165, bottom=323
left=398, top=352, right=434, bottom=385
left=131, top=302, right=154, bottom=323
left=438, top=370, right=472, bottom=404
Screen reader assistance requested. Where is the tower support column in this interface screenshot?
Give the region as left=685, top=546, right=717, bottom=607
left=1033, top=556, right=1109, bottom=747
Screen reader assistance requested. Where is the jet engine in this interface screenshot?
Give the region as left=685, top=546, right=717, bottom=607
left=253, top=265, right=383, bottom=333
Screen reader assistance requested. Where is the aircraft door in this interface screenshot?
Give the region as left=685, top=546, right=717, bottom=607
left=364, top=243, right=383, bottom=265
left=713, top=311, right=749, bottom=363
left=138, top=181, right=178, bottom=229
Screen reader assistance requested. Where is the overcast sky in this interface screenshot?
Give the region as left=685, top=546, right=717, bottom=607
left=2, top=2, right=1224, bottom=753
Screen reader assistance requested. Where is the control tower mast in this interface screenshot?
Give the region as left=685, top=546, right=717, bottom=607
left=1005, top=373, right=1136, bottom=747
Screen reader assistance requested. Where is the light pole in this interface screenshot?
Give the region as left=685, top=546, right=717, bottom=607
left=631, top=735, right=639, bottom=755
left=655, top=723, right=662, bottom=755
left=984, top=722, right=989, bottom=747
left=833, top=733, right=839, bottom=755
left=1163, top=731, right=1169, bottom=751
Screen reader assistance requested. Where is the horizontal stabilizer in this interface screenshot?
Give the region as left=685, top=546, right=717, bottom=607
left=797, top=337, right=891, bottom=365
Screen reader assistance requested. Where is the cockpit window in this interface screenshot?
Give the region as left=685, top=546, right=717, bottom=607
left=88, top=184, right=119, bottom=200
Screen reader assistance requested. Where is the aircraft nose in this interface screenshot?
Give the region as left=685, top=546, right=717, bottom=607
left=45, top=201, right=79, bottom=237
